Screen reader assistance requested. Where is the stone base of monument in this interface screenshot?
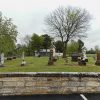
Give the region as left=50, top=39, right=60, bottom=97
left=53, top=57, right=57, bottom=62
left=21, top=64, right=25, bottom=66
left=48, top=57, right=57, bottom=65
left=95, top=60, right=100, bottom=65
left=48, top=59, right=54, bottom=65
left=21, top=60, right=26, bottom=66
left=78, top=60, right=86, bottom=66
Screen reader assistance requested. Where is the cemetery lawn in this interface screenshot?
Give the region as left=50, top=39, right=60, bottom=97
left=0, top=56, right=100, bottom=72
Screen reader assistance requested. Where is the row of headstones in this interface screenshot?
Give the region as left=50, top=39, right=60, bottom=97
left=0, top=52, right=26, bottom=67
left=0, top=47, right=100, bottom=67
left=71, top=52, right=100, bottom=66
left=48, top=41, right=88, bottom=66
left=48, top=43, right=100, bottom=66
left=72, top=51, right=100, bottom=66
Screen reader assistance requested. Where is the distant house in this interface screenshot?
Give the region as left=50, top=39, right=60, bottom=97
left=34, top=49, right=50, bottom=56
left=34, top=49, right=63, bottom=57
left=55, top=53, right=63, bottom=57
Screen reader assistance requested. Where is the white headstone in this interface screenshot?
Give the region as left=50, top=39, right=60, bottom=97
left=21, top=52, right=26, bottom=66
left=82, top=47, right=87, bottom=60
left=0, top=53, right=4, bottom=66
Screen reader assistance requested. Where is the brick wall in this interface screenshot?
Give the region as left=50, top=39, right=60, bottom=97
left=0, top=72, right=100, bottom=96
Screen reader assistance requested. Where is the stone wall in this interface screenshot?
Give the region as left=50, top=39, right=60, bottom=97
left=0, top=72, right=100, bottom=96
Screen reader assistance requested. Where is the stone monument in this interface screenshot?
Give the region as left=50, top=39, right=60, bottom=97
left=21, top=52, right=26, bottom=66
left=95, top=52, right=100, bottom=65
left=0, top=53, right=4, bottom=67
left=82, top=47, right=87, bottom=61
left=78, top=46, right=88, bottom=66
left=48, top=41, right=56, bottom=65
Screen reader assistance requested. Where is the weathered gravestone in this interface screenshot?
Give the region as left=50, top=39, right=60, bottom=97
left=48, top=49, right=54, bottom=65
left=95, top=52, right=100, bottom=65
left=0, top=53, right=4, bottom=67
left=48, top=41, right=57, bottom=65
left=21, top=52, right=26, bottom=66
left=78, top=46, right=88, bottom=66
left=71, top=53, right=78, bottom=62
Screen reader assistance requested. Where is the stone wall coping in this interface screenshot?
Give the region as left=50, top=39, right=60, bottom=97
left=0, top=72, right=100, bottom=77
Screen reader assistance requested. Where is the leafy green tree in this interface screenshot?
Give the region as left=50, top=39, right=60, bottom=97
left=0, top=12, right=18, bottom=54
left=41, top=34, right=52, bottom=55
left=87, top=48, right=95, bottom=54
left=78, top=39, right=84, bottom=53
left=55, top=40, right=63, bottom=52
left=31, top=33, right=44, bottom=52
left=67, top=40, right=79, bottom=55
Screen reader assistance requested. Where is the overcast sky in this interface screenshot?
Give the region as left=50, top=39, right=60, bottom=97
left=0, top=0, right=100, bottom=49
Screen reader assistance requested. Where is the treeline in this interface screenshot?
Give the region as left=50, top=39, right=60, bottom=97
left=17, top=33, right=99, bottom=56
left=86, top=45, right=100, bottom=54
left=16, top=33, right=52, bottom=56
left=16, top=33, right=85, bottom=56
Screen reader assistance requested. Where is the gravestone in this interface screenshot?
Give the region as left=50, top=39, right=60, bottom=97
left=48, top=49, right=54, bottom=65
left=48, top=41, right=56, bottom=65
left=21, top=52, right=26, bottom=66
left=0, top=53, right=4, bottom=67
left=82, top=47, right=88, bottom=61
left=95, top=52, right=100, bottom=65
left=71, top=53, right=78, bottom=62
left=78, top=46, right=88, bottom=66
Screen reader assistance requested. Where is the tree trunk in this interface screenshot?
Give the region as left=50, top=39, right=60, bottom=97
left=63, top=49, right=66, bottom=58
left=62, top=42, right=67, bottom=58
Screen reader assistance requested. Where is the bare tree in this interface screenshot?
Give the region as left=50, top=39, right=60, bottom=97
left=22, top=35, right=31, bottom=46
left=45, top=7, right=91, bottom=58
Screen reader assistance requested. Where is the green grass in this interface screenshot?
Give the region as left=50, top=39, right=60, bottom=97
left=0, top=56, right=100, bottom=72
